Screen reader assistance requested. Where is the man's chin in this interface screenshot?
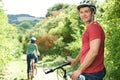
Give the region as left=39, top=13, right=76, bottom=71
left=83, top=19, right=90, bottom=22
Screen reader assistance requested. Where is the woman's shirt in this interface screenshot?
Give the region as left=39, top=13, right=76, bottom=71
left=27, top=43, right=38, bottom=54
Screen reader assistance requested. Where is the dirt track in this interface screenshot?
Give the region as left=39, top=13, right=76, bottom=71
left=3, top=55, right=67, bottom=80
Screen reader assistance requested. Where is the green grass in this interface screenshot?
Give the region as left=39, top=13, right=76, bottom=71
left=1, top=59, right=27, bottom=80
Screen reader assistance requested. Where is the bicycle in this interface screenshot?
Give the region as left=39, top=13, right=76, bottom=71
left=42, top=61, right=71, bottom=80
left=29, top=58, right=37, bottom=80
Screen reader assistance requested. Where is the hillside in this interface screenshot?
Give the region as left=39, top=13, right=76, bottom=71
left=7, top=14, right=44, bottom=25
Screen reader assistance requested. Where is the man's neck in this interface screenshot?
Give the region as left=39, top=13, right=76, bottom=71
left=85, top=20, right=94, bottom=27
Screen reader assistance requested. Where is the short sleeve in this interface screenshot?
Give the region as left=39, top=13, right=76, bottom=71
left=34, top=44, right=38, bottom=50
left=88, top=23, right=102, bottom=41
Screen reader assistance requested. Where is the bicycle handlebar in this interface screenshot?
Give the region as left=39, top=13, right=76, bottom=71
left=43, top=61, right=71, bottom=74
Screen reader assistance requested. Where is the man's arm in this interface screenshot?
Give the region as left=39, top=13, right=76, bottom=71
left=78, top=38, right=101, bottom=72
left=68, top=49, right=82, bottom=65
left=74, top=50, right=82, bottom=63
left=70, top=39, right=101, bottom=80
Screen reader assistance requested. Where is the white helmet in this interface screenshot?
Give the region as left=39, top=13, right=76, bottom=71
left=77, top=0, right=96, bottom=14
left=31, top=37, right=36, bottom=41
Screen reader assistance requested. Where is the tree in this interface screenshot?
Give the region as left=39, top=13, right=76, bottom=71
left=18, top=20, right=32, bottom=29
left=103, top=0, right=120, bottom=80
left=0, top=2, right=23, bottom=73
left=46, top=3, right=69, bottom=17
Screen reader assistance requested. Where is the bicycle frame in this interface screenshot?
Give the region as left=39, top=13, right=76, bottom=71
left=29, top=58, right=37, bottom=80
left=42, top=61, right=71, bottom=80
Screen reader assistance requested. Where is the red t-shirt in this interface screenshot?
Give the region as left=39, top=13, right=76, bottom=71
left=80, top=21, right=105, bottom=73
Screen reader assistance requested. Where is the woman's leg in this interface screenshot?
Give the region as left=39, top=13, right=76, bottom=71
left=34, top=54, right=38, bottom=63
left=32, top=54, right=38, bottom=69
left=27, top=54, right=31, bottom=79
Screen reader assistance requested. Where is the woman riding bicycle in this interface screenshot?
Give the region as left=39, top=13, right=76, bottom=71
left=26, top=37, right=40, bottom=80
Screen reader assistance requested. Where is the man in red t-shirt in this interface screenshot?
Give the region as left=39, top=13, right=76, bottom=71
left=68, top=0, right=106, bottom=80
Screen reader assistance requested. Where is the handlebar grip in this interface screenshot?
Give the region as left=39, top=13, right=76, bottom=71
left=45, top=68, right=54, bottom=74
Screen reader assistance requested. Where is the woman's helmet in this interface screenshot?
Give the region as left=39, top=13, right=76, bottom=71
left=31, top=37, right=36, bottom=41
left=77, top=0, right=96, bottom=14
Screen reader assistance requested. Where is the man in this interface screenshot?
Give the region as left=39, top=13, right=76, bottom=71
left=68, top=0, right=106, bottom=80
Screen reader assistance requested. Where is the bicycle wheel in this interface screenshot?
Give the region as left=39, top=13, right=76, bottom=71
left=29, top=68, right=37, bottom=80
left=56, top=69, right=65, bottom=80
left=29, top=60, right=35, bottom=80
left=29, top=69, right=34, bottom=80
left=33, top=66, right=37, bottom=77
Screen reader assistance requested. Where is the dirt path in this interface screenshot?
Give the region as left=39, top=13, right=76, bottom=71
left=3, top=55, right=66, bottom=80
left=33, top=68, right=61, bottom=80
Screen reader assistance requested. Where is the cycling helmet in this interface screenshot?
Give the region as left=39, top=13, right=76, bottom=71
left=31, top=37, right=36, bottom=41
left=77, top=0, right=96, bottom=14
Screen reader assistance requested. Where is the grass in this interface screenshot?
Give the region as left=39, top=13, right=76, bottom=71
left=1, top=59, right=27, bottom=80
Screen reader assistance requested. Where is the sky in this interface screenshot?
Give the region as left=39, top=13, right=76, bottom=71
left=2, top=0, right=104, bottom=17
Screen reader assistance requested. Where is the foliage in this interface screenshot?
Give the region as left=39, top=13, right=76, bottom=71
left=40, top=55, right=66, bottom=68
left=18, top=20, right=32, bottom=29
left=36, top=34, right=57, bottom=53
left=102, top=0, right=120, bottom=80
left=0, top=5, right=23, bottom=73
left=46, top=3, right=69, bottom=17
left=24, top=4, right=84, bottom=58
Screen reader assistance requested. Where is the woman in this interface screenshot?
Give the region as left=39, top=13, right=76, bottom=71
left=26, top=37, right=40, bottom=80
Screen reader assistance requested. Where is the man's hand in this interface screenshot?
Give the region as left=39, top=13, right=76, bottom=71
left=67, top=57, right=76, bottom=65
left=71, top=70, right=81, bottom=80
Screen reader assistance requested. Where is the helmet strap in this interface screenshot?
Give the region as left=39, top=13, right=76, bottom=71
left=88, top=10, right=94, bottom=23
left=89, top=15, right=94, bottom=23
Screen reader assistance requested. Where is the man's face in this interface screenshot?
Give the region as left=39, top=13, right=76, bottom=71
left=79, top=7, right=93, bottom=23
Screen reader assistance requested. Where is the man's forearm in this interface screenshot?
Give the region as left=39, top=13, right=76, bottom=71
left=78, top=50, right=97, bottom=72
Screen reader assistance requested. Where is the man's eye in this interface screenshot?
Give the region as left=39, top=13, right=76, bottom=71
left=80, top=12, right=83, bottom=14
left=85, top=11, right=88, bottom=13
